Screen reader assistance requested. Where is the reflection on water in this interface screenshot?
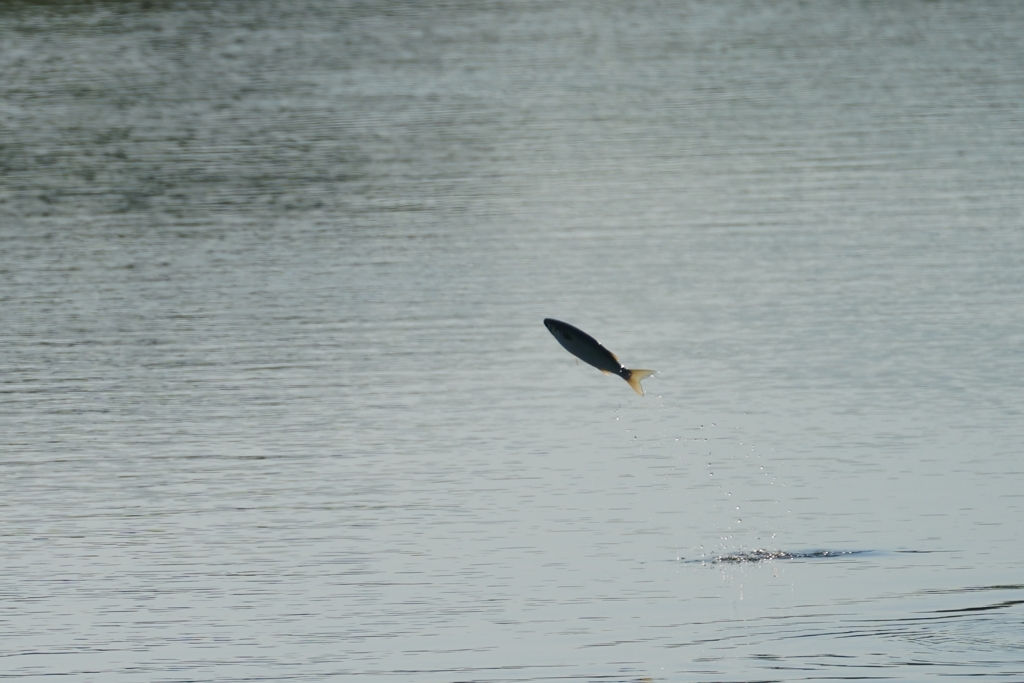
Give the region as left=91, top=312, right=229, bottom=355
left=3, top=1, right=1024, bottom=681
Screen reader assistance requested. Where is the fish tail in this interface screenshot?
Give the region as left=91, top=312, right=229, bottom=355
left=625, top=369, right=655, bottom=396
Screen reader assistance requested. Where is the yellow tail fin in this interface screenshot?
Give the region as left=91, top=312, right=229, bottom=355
left=626, top=369, right=655, bottom=396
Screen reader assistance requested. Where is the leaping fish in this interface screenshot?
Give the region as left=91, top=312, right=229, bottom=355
left=543, top=318, right=655, bottom=396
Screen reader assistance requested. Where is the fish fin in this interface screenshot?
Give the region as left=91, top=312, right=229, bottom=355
left=625, top=369, right=655, bottom=396
left=601, top=369, right=612, bottom=376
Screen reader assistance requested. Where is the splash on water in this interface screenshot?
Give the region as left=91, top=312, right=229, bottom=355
left=682, top=549, right=869, bottom=564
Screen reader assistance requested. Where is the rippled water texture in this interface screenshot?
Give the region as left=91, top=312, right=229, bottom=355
left=3, top=1, right=1024, bottom=680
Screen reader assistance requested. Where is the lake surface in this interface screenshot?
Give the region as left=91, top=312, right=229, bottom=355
left=3, top=1, right=1024, bottom=680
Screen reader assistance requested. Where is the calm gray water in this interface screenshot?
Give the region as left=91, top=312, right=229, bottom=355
left=3, top=1, right=1024, bottom=680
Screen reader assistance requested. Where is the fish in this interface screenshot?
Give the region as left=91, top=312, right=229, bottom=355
left=543, top=318, right=655, bottom=395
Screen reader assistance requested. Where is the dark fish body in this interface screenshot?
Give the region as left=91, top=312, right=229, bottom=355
left=543, top=318, right=655, bottom=395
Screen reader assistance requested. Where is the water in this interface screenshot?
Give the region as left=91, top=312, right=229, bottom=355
left=2, top=1, right=1024, bottom=680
